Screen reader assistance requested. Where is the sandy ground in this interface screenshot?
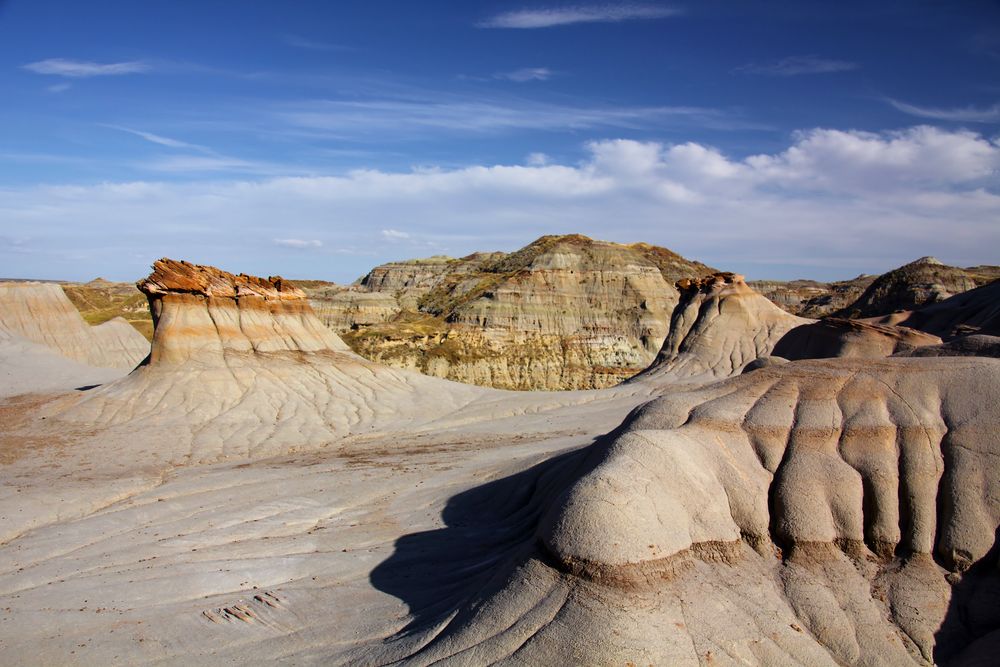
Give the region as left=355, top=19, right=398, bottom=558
left=0, top=370, right=653, bottom=664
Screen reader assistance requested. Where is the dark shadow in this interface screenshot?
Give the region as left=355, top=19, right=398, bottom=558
left=370, top=434, right=613, bottom=637
left=74, top=384, right=102, bottom=391
left=934, top=525, right=1000, bottom=665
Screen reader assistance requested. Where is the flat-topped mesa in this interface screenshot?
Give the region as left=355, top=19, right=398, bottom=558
left=642, top=272, right=810, bottom=379
left=137, top=258, right=350, bottom=366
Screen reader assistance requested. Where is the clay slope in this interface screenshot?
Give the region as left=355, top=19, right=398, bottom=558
left=0, top=282, right=148, bottom=369
left=48, top=259, right=646, bottom=464
left=44, top=259, right=475, bottom=461
left=306, top=234, right=716, bottom=390
left=0, top=328, right=125, bottom=397
left=873, top=279, right=1000, bottom=340
left=640, top=272, right=811, bottom=379
left=62, top=277, right=155, bottom=340
left=383, top=356, right=1000, bottom=666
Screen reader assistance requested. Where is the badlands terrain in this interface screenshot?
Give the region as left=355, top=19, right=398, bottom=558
left=0, top=249, right=998, bottom=665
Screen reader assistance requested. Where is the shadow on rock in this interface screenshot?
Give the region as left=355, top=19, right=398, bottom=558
left=935, top=525, right=1000, bottom=665
left=370, top=439, right=605, bottom=638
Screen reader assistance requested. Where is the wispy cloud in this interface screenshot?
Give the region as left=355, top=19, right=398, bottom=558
left=104, top=125, right=210, bottom=151
left=735, top=55, right=858, bottom=76
left=274, top=238, right=323, bottom=249
left=23, top=58, right=149, bottom=78
left=479, top=4, right=678, bottom=29
left=380, top=229, right=411, bottom=241
left=47, top=83, right=72, bottom=94
left=280, top=98, right=729, bottom=136
left=139, top=155, right=297, bottom=175
left=282, top=34, right=353, bottom=52
left=888, top=99, right=1000, bottom=123
left=495, top=67, right=553, bottom=82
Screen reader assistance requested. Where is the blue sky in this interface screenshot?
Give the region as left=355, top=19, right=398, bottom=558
left=1, top=1, right=999, bottom=282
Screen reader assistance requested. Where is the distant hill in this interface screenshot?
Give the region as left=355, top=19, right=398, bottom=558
left=302, top=234, right=716, bottom=390
left=834, top=256, right=1000, bottom=318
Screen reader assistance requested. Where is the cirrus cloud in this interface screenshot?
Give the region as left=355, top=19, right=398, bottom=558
left=23, top=59, right=150, bottom=78
left=479, top=4, right=678, bottom=29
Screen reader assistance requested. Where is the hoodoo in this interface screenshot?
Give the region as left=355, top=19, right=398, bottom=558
left=137, top=258, right=352, bottom=365
left=53, top=259, right=488, bottom=462
left=640, top=273, right=942, bottom=380
left=640, top=272, right=810, bottom=379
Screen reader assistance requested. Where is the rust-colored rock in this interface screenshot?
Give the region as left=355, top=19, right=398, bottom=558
left=138, top=258, right=306, bottom=301
left=136, top=258, right=350, bottom=366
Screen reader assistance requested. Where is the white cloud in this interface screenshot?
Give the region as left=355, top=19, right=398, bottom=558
left=23, top=59, right=149, bottom=78
left=495, top=67, right=553, bottom=82
left=526, top=152, right=550, bottom=166
left=888, top=99, right=1000, bottom=123
left=274, top=238, right=323, bottom=248
left=1, top=126, right=998, bottom=282
left=47, top=83, right=72, bottom=94
left=735, top=55, right=858, bottom=76
left=480, top=4, right=678, bottom=28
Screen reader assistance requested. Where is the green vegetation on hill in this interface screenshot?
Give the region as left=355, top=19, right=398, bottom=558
left=62, top=280, right=154, bottom=340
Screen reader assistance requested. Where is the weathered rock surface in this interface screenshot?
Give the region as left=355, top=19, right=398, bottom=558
left=772, top=317, right=942, bottom=360
left=641, top=272, right=811, bottom=379
left=387, top=356, right=1000, bottom=666
left=836, top=257, right=1000, bottom=319
left=43, top=259, right=655, bottom=464
left=642, top=273, right=943, bottom=381
left=307, top=235, right=716, bottom=390
left=750, top=274, right=876, bottom=318
left=137, top=258, right=352, bottom=366
left=896, top=334, right=1000, bottom=359
left=0, top=328, right=125, bottom=397
left=2, top=256, right=998, bottom=666
left=871, top=279, right=1000, bottom=340
left=0, top=282, right=148, bottom=369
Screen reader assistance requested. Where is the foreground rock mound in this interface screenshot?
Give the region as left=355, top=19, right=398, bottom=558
left=772, top=317, right=941, bottom=360
left=0, top=282, right=148, bottom=369
left=390, top=357, right=1000, bottom=665
left=305, top=234, right=716, bottom=390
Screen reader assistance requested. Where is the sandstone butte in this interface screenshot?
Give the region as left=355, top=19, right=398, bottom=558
left=305, top=234, right=718, bottom=390
left=0, top=258, right=997, bottom=665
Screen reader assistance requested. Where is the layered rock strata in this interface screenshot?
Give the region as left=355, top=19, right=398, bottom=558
left=137, top=258, right=352, bottom=365
left=390, top=356, right=1000, bottom=665
left=835, top=256, right=1000, bottom=319
left=642, top=273, right=941, bottom=380
left=871, top=279, right=1000, bottom=340
left=0, top=282, right=148, bottom=369
left=642, top=272, right=811, bottom=379
left=307, top=235, right=716, bottom=390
